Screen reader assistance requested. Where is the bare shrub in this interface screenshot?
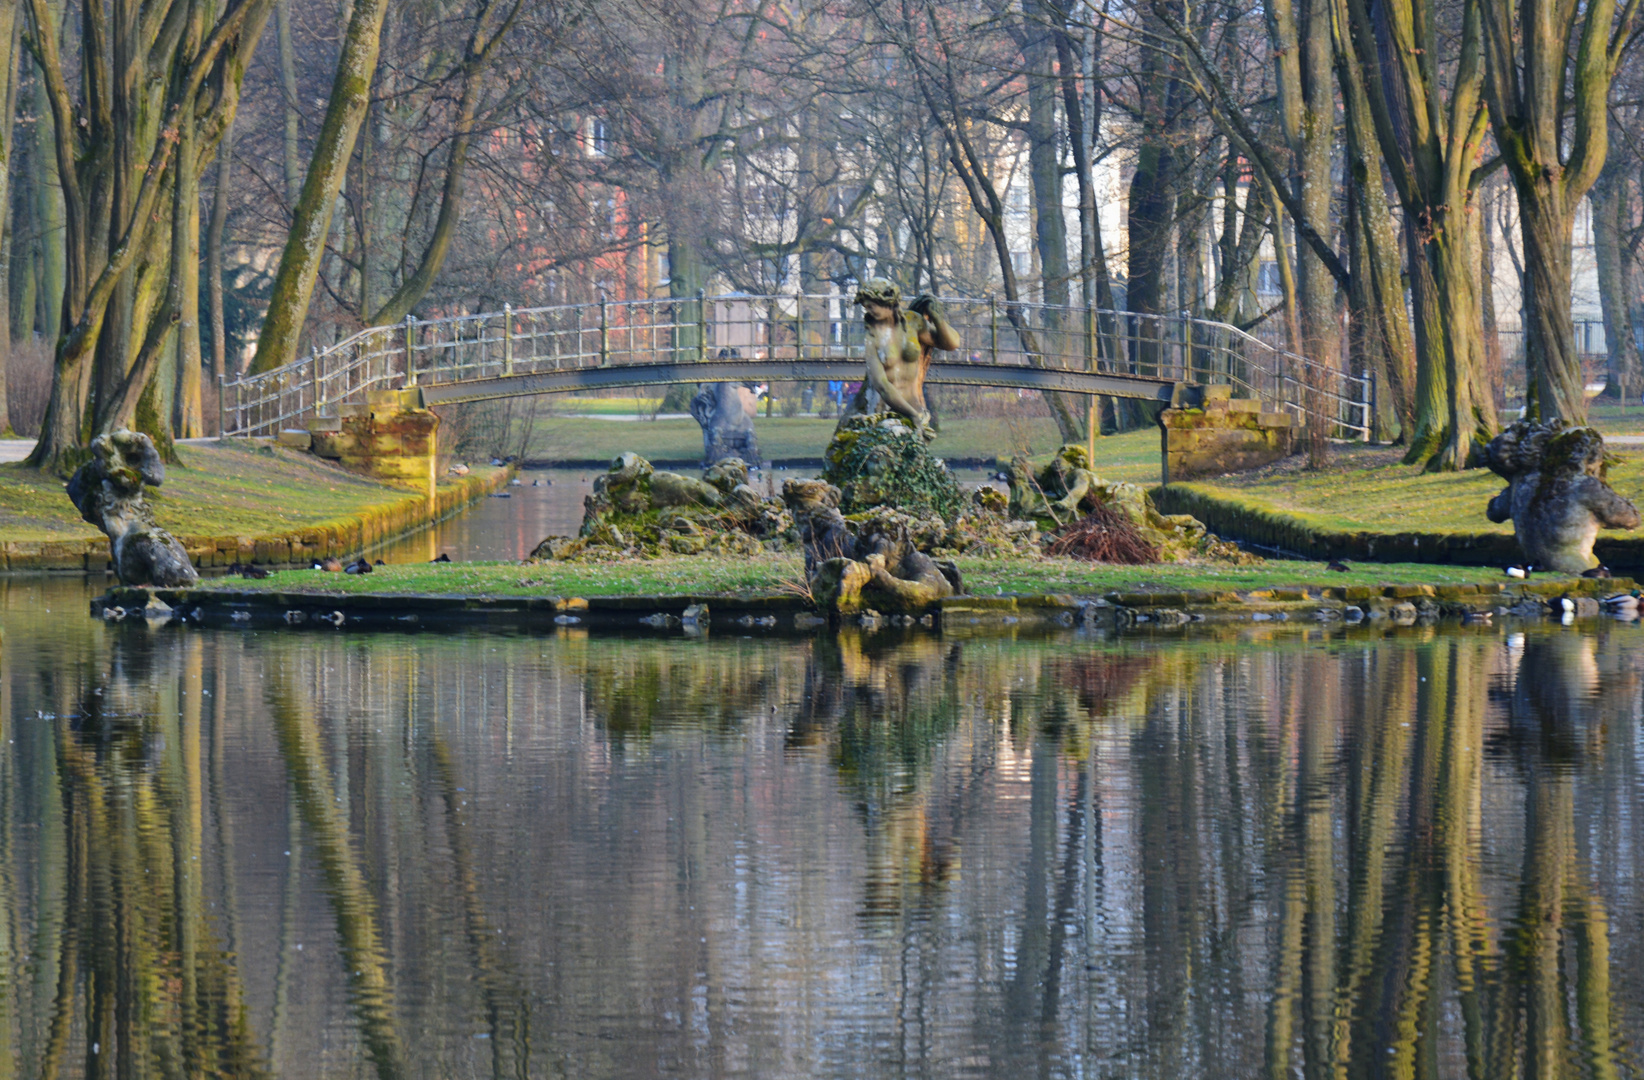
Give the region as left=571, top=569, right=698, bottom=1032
left=1044, top=503, right=1160, bottom=564
left=7, top=338, right=53, bottom=438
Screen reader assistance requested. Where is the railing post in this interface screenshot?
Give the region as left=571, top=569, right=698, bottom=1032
left=310, top=345, right=321, bottom=418
left=217, top=373, right=226, bottom=437
left=598, top=292, right=610, bottom=366
left=1364, top=367, right=1377, bottom=442
left=503, top=304, right=514, bottom=376
left=797, top=300, right=806, bottom=365
left=1085, top=305, right=1096, bottom=372
left=403, top=314, right=418, bottom=386
left=234, top=376, right=243, bottom=437
left=697, top=289, right=708, bottom=362
left=989, top=294, right=999, bottom=363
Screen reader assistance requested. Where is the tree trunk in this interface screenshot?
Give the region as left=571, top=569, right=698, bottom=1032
left=23, top=0, right=273, bottom=471
left=1024, top=13, right=1086, bottom=443
left=1519, top=192, right=1587, bottom=422
left=172, top=102, right=204, bottom=438
left=1478, top=0, right=1626, bottom=425
left=1342, top=0, right=1497, bottom=469
left=249, top=0, right=390, bottom=375
left=1592, top=163, right=1641, bottom=402
left=32, top=72, right=63, bottom=345
left=1334, top=0, right=1414, bottom=440
left=278, top=0, right=303, bottom=204
left=0, top=0, right=18, bottom=435
left=1480, top=180, right=1505, bottom=410
left=207, top=116, right=235, bottom=380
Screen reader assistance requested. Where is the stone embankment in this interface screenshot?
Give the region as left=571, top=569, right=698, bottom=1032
left=1154, top=483, right=1644, bottom=568
left=95, top=573, right=1631, bottom=633
left=5, top=466, right=510, bottom=573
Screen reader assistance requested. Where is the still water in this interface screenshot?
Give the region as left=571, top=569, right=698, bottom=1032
left=2, top=508, right=1643, bottom=1076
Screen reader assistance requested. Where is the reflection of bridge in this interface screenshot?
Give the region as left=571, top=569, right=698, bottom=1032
left=221, top=293, right=1371, bottom=439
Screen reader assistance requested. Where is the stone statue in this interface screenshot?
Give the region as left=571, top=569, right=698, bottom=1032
left=782, top=478, right=961, bottom=613
left=837, top=279, right=961, bottom=442
left=66, top=430, right=199, bottom=587
left=1485, top=420, right=1640, bottom=573
left=688, top=349, right=763, bottom=465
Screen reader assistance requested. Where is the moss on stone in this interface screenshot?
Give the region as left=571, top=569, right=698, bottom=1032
left=821, top=413, right=964, bottom=520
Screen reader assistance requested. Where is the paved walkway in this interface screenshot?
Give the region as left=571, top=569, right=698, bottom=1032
left=0, top=440, right=33, bottom=463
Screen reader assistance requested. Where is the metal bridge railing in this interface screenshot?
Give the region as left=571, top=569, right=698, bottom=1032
left=220, top=293, right=1372, bottom=440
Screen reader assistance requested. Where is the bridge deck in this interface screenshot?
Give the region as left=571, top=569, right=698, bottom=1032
left=414, top=359, right=1180, bottom=407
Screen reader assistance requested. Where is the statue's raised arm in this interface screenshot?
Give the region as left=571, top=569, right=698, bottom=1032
left=837, top=278, right=959, bottom=442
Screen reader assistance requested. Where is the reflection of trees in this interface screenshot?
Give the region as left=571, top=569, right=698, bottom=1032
left=38, top=632, right=266, bottom=1079
left=268, top=685, right=408, bottom=1079
left=1252, top=633, right=1624, bottom=1079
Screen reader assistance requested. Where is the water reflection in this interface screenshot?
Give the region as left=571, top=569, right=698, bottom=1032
left=2, top=580, right=1643, bottom=1078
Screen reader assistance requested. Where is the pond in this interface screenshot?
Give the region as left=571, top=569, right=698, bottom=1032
left=0, top=494, right=1641, bottom=1078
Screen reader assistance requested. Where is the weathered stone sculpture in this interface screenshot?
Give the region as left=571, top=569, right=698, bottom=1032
left=66, top=430, right=199, bottom=587
left=782, top=478, right=961, bottom=613
left=1485, top=420, right=1639, bottom=573
left=689, top=356, right=762, bottom=465
left=835, top=279, right=961, bottom=441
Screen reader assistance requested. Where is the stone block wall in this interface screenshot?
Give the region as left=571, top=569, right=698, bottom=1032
left=308, top=388, right=440, bottom=496
left=1158, top=384, right=1295, bottom=483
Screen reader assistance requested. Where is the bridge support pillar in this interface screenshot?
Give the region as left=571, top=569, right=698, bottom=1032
left=1159, top=384, right=1294, bottom=484
left=308, top=388, right=439, bottom=501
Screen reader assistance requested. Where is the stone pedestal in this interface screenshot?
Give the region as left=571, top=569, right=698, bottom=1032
left=1159, top=384, right=1294, bottom=483
left=308, top=388, right=440, bottom=498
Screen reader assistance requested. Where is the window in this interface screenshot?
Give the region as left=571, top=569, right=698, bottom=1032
left=588, top=117, right=609, bottom=157
left=1257, top=260, right=1282, bottom=295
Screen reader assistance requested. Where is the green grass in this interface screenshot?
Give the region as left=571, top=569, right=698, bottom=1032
left=1586, top=400, right=1644, bottom=435
left=0, top=441, right=484, bottom=544
left=1184, top=442, right=1644, bottom=535
left=208, top=553, right=1543, bottom=600
left=524, top=415, right=1160, bottom=477
left=554, top=396, right=672, bottom=415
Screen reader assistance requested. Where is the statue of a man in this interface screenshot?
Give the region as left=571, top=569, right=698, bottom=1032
left=837, top=278, right=960, bottom=441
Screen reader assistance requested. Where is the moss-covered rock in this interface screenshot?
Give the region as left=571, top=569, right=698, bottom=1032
left=531, top=452, right=793, bottom=562
left=822, top=412, right=964, bottom=520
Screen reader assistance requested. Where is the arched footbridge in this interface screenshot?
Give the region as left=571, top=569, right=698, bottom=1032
left=221, top=293, right=1372, bottom=440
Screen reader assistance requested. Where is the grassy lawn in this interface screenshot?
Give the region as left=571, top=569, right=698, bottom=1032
left=523, top=415, right=1161, bottom=478
left=209, top=553, right=1542, bottom=600
left=1180, top=441, right=1644, bottom=536
left=0, top=441, right=485, bottom=544
left=1586, top=400, right=1644, bottom=435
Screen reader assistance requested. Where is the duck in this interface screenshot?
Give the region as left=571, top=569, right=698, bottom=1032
left=532, top=478, right=542, bottom=487
left=449, top=463, right=470, bottom=476
left=313, top=556, right=344, bottom=572
left=1327, top=558, right=1350, bottom=573
left=431, top=552, right=452, bottom=563
left=1506, top=564, right=1532, bottom=579
left=1582, top=565, right=1613, bottom=579
left=344, top=557, right=373, bottom=574
left=241, top=563, right=271, bottom=580
left=1602, top=590, right=1640, bottom=614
